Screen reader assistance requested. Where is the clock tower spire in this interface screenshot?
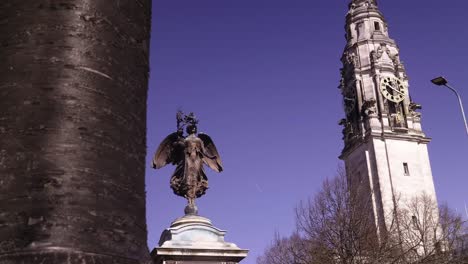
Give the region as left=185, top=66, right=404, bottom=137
left=339, top=1, right=438, bottom=232
left=351, top=0, right=378, bottom=7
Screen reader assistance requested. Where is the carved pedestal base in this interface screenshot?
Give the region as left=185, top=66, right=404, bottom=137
left=151, top=215, right=248, bottom=264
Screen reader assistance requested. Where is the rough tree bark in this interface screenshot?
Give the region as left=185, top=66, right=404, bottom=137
left=0, top=1, right=151, bottom=263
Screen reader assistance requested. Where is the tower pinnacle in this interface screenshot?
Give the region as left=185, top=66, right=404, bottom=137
left=348, top=0, right=378, bottom=11
left=351, top=0, right=377, bottom=6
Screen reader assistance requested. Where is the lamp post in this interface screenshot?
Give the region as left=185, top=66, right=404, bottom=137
left=431, top=76, right=468, bottom=137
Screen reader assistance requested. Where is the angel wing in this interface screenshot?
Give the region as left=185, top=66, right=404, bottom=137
left=199, top=133, right=223, bottom=173
left=152, top=132, right=180, bottom=169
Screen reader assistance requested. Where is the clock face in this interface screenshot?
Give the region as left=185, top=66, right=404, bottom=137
left=380, top=76, right=407, bottom=103
left=343, top=87, right=356, bottom=114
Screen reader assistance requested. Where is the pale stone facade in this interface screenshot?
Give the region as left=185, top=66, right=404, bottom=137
left=339, top=0, right=438, bottom=232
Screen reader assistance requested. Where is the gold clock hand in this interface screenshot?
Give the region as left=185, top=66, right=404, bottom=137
left=386, top=85, right=404, bottom=95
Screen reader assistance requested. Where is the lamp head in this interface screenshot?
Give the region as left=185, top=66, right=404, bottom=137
left=431, top=76, right=448, bottom=86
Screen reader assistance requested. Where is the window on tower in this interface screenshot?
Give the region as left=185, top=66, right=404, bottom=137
left=374, top=22, right=381, bottom=31
left=412, top=215, right=418, bottom=229
left=403, top=162, right=410, bottom=176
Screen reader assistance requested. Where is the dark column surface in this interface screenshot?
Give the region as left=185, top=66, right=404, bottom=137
left=0, top=1, right=151, bottom=263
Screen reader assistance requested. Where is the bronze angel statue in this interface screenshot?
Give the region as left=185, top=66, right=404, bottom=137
left=152, top=112, right=223, bottom=214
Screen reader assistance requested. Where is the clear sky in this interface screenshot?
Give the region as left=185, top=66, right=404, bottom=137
left=146, top=0, right=468, bottom=263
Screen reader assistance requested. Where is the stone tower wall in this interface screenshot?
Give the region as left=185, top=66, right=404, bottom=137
left=339, top=0, right=438, bottom=234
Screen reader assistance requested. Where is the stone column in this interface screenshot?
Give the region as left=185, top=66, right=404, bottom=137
left=0, top=1, right=152, bottom=263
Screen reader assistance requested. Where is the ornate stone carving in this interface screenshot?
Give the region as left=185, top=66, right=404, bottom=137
left=370, top=50, right=379, bottom=63
left=343, top=50, right=360, bottom=68
left=349, top=0, right=377, bottom=9
left=361, top=99, right=377, bottom=117
left=371, top=46, right=385, bottom=63
left=339, top=118, right=354, bottom=140
left=391, top=53, right=401, bottom=65
left=391, top=53, right=407, bottom=76
left=339, top=68, right=345, bottom=89
left=409, top=102, right=422, bottom=118
left=391, top=111, right=406, bottom=128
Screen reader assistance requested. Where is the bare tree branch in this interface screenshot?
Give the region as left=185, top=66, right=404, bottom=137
left=258, top=171, right=468, bottom=264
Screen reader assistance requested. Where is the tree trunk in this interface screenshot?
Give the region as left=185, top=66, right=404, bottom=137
left=0, top=1, right=152, bottom=263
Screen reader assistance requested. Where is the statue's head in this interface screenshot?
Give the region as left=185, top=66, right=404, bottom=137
left=186, top=124, right=197, bottom=135
left=176, top=111, right=199, bottom=135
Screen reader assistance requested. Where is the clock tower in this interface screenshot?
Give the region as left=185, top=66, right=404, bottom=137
left=339, top=0, right=438, bottom=232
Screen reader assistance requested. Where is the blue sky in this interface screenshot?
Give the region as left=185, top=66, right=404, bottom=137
left=146, top=1, right=468, bottom=263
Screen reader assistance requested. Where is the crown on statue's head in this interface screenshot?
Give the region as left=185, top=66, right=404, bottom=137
left=184, top=112, right=198, bottom=126
left=176, top=110, right=199, bottom=131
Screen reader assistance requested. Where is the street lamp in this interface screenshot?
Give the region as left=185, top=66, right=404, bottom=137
left=431, top=76, right=468, bottom=136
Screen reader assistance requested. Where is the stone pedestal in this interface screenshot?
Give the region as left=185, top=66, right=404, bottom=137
left=151, top=215, right=248, bottom=264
